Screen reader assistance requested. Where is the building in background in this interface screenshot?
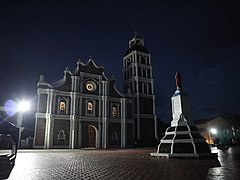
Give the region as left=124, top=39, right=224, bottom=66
left=34, top=35, right=157, bottom=149
left=195, top=113, right=240, bottom=145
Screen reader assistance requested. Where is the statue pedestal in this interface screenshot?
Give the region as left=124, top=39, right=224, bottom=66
left=150, top=124, right=217, bottom=158
left=151, top=72, right=216, bottom=158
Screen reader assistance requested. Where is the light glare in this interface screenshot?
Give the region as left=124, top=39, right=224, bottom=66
left=18, top=100, right=30, bottom=112
left=4, top=99, right=17, bottom=116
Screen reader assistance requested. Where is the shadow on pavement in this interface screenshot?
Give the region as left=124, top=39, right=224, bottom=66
left=0, top=118, right=19, bottom=179
left=149, top=156, right=221, bottom=180
left=0, top=154, right=16, bottom=179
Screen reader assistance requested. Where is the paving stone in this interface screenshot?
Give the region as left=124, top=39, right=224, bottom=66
left=4, top=147, right=240, bottom=180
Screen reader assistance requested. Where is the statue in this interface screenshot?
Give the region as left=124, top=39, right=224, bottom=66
left=175, top=71, right=182, bottom=89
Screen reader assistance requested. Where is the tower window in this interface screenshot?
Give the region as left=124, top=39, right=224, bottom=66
left=134, top=81, right=137, bottom=93
left=138, top=67, right=141, bottom=77
left=141, top=57, right=146, bottom=64
left=136, top=40, right=141, bottom=45
left=144, top=84, right=148, bottom=94
left=146, top=57, right=150, bottom=65
left=147, top=69, right=151, bottom=78
left=87, top=101, right=93, bottom=114
left=127, top=59, right=130, bottom=66
left=139, top=82, right=143, bottom=93
left=149, top=85, right=152, bottom=94
left=143, top=69, right=147, bottom=78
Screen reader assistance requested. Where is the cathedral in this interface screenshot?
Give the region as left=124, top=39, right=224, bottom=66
left=34, top=35, right=158, bottom=149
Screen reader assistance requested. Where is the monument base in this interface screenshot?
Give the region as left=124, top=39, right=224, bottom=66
left=150, top=125, right=217, bottom=159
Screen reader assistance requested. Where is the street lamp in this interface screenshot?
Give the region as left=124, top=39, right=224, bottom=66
left=208, top=128, right=218, bottom=145
left=17, top=100, right=31, bottom=148
left=3, top=99, right=31, bottom=148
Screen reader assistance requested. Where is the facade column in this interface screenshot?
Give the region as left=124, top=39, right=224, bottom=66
left=121, top=98, right=126, bottom=148
left=153, top=95, right=158, bottom=140
left=98, top=97, right=102, bottom=149
left=44, top=90, right=54, bottom=149
left=98, top=121, right=102, bottom=148
left=78, top=96, right=82, bottom=148
left=102, top=81, right=108, bottom=149
left=136, top=96, right=140, bottom=140
left=78, top=122, right=82, bottom=148
left=69, top=92, right=77, bottom=149
left=36, top=91, right=41, bottom=113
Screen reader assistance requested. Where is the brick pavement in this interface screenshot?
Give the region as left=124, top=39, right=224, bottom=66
left=4, top=147, right=240, bottom=180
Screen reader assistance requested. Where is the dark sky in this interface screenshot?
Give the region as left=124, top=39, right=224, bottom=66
left=1, top=0, right=240, bottom=124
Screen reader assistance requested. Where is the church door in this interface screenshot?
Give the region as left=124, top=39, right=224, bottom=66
left=87, top=125, right=96, bottom=148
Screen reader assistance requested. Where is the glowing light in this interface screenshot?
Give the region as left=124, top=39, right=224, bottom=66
left=210, top=128, right=217, bottom=135
left=17, top=100, right=31, bottom=112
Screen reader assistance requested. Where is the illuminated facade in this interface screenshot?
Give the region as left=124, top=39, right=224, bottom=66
left=34, top=36, right=157, bottom=149
left=34, top=59, right=134, bottom=149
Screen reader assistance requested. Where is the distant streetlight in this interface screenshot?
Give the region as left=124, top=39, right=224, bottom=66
left=207, top=128, right=218, bottom=145
left=210, top=128, right=217, bottom=135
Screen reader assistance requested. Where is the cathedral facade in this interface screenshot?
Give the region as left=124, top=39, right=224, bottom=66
left=34, top=35, right=157, bottom=149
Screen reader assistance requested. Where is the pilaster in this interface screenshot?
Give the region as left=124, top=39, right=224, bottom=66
left=69, top=92, right=77, bottom=149
left=44, top=90, right=54, bottom=149
left=102, top=81, right=108, bottom=149
left=121, top=98, right=126, bottom=148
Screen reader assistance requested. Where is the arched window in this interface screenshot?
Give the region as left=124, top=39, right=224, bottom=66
left=112, top=106, right=117, bottom=118
left=59, top=102, right=66, bottom=111
left=57, top=97, right=70, bottom=115
left=111, top=131, right=118, bottom=140
left=58, top=130, right=66, bottom=140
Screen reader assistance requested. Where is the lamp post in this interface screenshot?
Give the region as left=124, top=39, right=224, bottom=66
left=17, top=100, right=30, bottom=148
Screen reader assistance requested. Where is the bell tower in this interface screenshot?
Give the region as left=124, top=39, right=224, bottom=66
left=123, top=35, right=157, bottom=146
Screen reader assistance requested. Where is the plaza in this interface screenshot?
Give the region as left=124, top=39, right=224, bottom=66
left=5, top=146, right=240, bottom=180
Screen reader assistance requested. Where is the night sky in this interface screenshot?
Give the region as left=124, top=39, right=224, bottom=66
left=1, top=0, right=240, bottom=125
